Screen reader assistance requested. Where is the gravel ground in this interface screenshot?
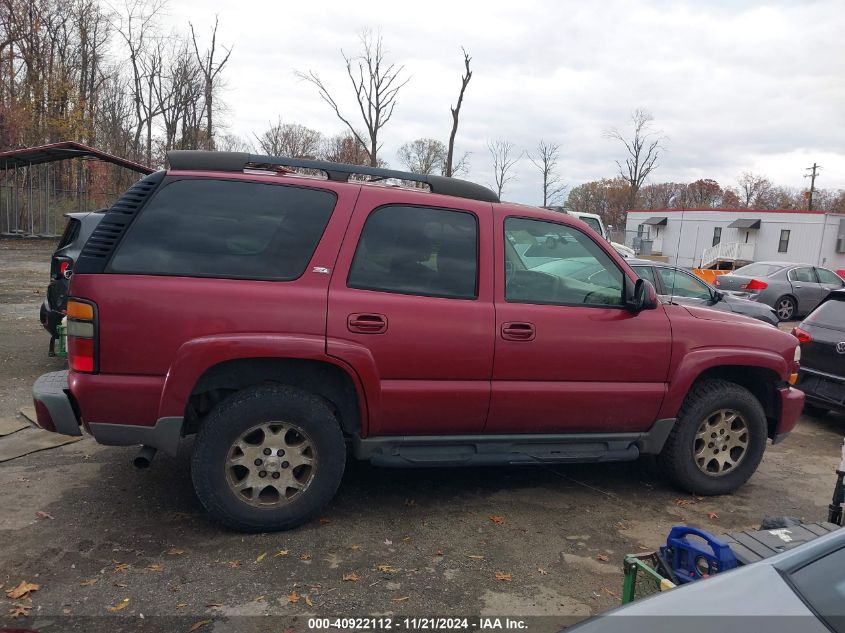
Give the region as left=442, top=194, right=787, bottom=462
left=1, top=238, right=842, bottom=633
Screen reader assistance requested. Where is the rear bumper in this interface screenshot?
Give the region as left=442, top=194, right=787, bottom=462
left=795, top=368, right=845, bottom=413
left=32, top=370, right=81, bottom=436
left=772, top=385, right=805, bottom=444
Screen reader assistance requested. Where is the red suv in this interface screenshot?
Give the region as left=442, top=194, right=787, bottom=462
left=32, top=151, right=804, bottom=531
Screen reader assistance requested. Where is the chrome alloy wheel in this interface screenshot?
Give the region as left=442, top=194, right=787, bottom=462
left=776, top=298, right=795, bottom=320
left=693, top=409, right=749, bottom=476
left=226, top=422, right=316, bottom=506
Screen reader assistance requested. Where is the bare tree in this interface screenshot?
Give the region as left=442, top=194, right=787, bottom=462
left=296, top=29, right=408, bottom=167
left=604, top=108, right=664, bottom=209
left=487, top=139, right=519, bottom=199
left=217, top=132, right=252, bottom=153
left=321, top=132, right=373, bottom=166
left=254, top=119, right=323, bottom=158
left=737, top=171, right=772, bottom=208
left=444, top=47, right=472, bottom=178
left=528, top=140, right=566, bottom=206
left=189, top=15, right=232, bottom=150
left=397, top=138, right=447, bottom=174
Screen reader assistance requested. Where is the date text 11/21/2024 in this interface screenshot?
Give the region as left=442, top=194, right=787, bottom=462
left=307, top=617, right=528, bottom=630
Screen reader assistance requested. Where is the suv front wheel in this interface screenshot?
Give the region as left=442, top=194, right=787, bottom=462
left=658, top=379, right=767, bottom=496
left=192, top=384, right=346, bottom=532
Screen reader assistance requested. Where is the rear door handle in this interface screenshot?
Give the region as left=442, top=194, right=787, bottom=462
left=347, top=313, right=388, bottom=334
left=501, top=321, right=535, bottom=341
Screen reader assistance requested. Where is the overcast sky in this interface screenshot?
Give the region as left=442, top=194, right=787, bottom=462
left=161, top=0, right=845, bottom=205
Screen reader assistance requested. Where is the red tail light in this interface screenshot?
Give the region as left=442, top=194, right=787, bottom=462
left=59, top=261, right=71, bottom=278
left=714, top=278, right=721, bottom=286
left=741, top=279, right=768, bottom=291
left=791, top=327, right=812, bottom=344
left=67, top=298, right=97, bottom=373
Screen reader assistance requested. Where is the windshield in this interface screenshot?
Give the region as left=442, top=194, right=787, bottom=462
left=733, top=262, right=784, bottom=277
left=577, top=216, right=604, bottom=236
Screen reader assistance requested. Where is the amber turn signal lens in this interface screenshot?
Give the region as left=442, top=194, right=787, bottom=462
left=789, top=373, right=799, bottom=385
left=66, top=300, right=94, bottom=320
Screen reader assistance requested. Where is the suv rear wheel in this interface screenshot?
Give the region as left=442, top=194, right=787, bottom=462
left=658, top=379, right=767, bottom=495
left=191, top=384, right=346, bottom=532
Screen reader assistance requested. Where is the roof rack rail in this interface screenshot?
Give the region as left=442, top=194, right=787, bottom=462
left=166, top=150, right=500, bottom=204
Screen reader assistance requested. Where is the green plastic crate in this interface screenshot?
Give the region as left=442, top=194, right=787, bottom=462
left=621, top=553, right=676, bottom=604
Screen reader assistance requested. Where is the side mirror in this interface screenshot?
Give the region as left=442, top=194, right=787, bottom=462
left=712, top=289, right=724, bottom=302
left=629, top=278, right=659, bottom=312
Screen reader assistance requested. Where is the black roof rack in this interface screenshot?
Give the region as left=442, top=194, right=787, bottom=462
left=166, top=150, right=500, bottom=204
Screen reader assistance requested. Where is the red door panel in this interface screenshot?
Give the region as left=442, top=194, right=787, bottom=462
left=326, top=188, right=495, bottom=436
left=488, top=209, right=672, bottom=433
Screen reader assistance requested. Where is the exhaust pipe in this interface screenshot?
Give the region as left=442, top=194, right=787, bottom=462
left=133, top=445, right=157, bottom=469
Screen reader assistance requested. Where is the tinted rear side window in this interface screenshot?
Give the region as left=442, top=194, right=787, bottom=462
left=109, top=179, right=336, bottom=280
left=57, top=218, right=81, bottom=248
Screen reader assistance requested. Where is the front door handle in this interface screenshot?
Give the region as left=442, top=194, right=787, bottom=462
left=501, top=321, right=535, bottom=341
left=348, top=313, right=388, bottom=334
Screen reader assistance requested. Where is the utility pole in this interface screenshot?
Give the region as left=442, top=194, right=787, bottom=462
left=805, top=163, right=821, bottom=211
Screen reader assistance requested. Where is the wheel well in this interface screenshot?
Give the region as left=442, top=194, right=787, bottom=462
left=184, top=358, right=361, bottom=437
left=695, top=365, right=782, bottom=439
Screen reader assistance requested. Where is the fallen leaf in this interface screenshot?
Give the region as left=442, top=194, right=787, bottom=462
left=494, top=571, right=513, bottom=581
left=707, top=512, right=719, bottom=520
left=402, top=536, right=412, bottom=544
left=342, top=571, right=361, bottom=582
left=392, top=596, right=410, bottom=602
left=489, top=515, right=505, bottom=525
left=537, top=568, right=549, bottom=575
left=205, top=603, right=223, bottom=609
left=299, top=553, right=311, bottom=561
left=176, top=603, right=188, bottom=609
left=255, top=595, right=266, bottom=602
left=305, top=595, right=314, bottom=607
left=383, top=539, right=393, bottom=546
left=173, top=512, right=191, bottom=521
left=62, top=608, right=71, bottom=614
left=466, top=554, right=485, bottom=560
left=227, top=560, right=241, bottom=568
left=168, top=548, right=186, bottom=556
left=675, top=498, right=695, bottom=506
left=376, top=564, right=398, bottom=573
left=596, top=555, right=610, bottom=562
left=436, top=549, right=444, bottom=556
left=9, top=603, right=31, bottom=618
left=147, top=563, right=164, bottom=572
left=274, top=549, right=290, bottom=557
left=80, top=578, right=99, bottom=587
left=6, top=581, right=40, bottom=599
left=288, top=591, right=300, bottom=604
left=113, top=582, right=127, bottom=588
left=107, top=598, right=130, bottom=613
left=318, top=517, right=331, bottom=525
left=601, top=587, right=618, bottom=598
left=112, top=561, right=130, bottom=573
left=350, top=544, right=362, bottom=551
left=36, top=510, right=54, bottom=520
left=189, top=620, right=212, bottom=632
left=256, top=552, right=267, bottom=563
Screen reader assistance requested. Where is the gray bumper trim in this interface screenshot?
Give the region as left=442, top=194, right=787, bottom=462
left=88, top=417, right=184, bottom=456
left=32, top=370, right=81, bottom=436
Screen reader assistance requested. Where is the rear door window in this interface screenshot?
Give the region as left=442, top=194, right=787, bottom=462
left=789, top=267, right=817, bottom=283
left=109, top=179, right=337, bottom=280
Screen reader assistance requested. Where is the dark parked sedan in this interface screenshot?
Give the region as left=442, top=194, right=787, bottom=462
left=40, top=210, right=104, bottom=353
left=628, top=259, right=778, bottom=326
left=793, top=290, right=845, bottom=415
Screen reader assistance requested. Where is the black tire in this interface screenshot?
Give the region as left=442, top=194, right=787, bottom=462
left=658, top=379, right=767, bottom=496
left=774, top=295, right=797, bottom=321
left=191, top=384, right=346, bottom=532
left=804, top=403, right=830, bottom=417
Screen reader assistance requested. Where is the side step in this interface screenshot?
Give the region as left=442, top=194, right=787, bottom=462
left=354, top=419, right=675, bottom=468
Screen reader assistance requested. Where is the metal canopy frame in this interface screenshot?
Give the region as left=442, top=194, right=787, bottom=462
left=166, top=150, right=501, bottom=204
left=0, top=142, right=153, bottom=174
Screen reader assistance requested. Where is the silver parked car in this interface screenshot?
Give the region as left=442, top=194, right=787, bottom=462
left=715, top=261, right=845, bottom=321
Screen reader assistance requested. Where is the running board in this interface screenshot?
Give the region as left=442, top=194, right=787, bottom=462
left=354, top=419, right=675, bottom=468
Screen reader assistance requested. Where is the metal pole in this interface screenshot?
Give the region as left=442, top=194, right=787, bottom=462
left=28, top=166, right=33, bottom=235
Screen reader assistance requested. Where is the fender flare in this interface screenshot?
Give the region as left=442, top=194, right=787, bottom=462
left=157, top=334, right=375, bottom=433
left=658, top=346, right=788, bottom=419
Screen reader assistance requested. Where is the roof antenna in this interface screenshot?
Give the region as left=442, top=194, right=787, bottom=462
left=667, top=190, right=686, bottom=303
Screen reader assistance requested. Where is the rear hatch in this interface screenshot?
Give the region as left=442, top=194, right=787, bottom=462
left=800, top=298, right=845, bottom=377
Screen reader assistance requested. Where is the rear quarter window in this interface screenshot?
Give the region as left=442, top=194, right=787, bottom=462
left=57, top=218, right=81, bottom=249
left=108, top=179, right=337, bottom=280
left=806, top=299, right=845, bottom=329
